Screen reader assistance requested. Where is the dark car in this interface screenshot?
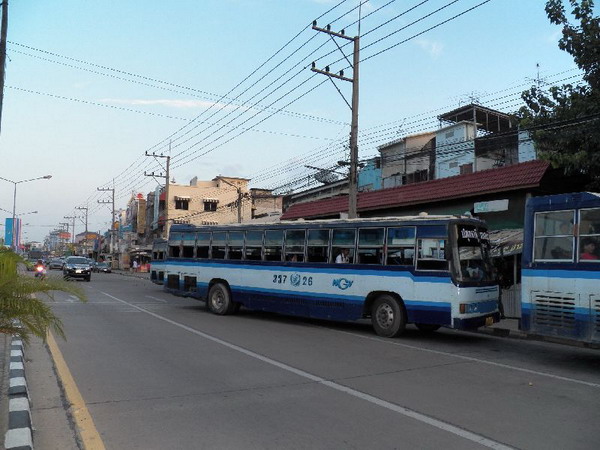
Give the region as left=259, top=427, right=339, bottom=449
left=48, top=258, right=65, bottom=270
left=96, top=262, right=111, bottom=273
left=63, top=256, right=92, bottom=281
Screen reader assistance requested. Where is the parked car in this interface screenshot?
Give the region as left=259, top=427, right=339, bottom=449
left=95, top=262, right=111, bottom=273
left=48, top=258, right=65, bottom=270
left=63, top=256, right=92, bottom=281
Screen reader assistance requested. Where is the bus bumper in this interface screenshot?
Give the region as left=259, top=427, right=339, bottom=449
left=453, top=312, right=500, bottom=330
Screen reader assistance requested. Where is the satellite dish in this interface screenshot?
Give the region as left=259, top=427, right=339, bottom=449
left=314, top=170, right=339, bottom=184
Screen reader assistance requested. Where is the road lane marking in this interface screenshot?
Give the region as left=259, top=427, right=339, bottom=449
left=145, top=295, right=167, bottom=303
left=100, top=291, right=513, bottom=449
left=47, top=331, right=106, bottom=450
left=336, top=330, right=600, bottom=389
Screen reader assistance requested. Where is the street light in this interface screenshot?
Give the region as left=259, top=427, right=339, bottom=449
left=0, top=174, right=52, bottom=251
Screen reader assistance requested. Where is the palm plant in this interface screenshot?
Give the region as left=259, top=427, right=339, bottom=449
left=0, top=248, right=86, bottom=343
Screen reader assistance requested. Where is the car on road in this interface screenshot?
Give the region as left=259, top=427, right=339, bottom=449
left=95, top=262, right=111, bottom=273
left=48, top=258, right=65, bottom=270
left=63, top=256, right=92, bottom=281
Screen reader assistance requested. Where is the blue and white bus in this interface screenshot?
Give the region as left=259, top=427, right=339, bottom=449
left=162, top=216, right=500, bottom=337
left=150, top=239, right=168, bottom=285
left=521, top=192, right=600, bottom=343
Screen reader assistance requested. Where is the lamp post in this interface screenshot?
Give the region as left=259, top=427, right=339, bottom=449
left=0, top=174, right=52, bottom=251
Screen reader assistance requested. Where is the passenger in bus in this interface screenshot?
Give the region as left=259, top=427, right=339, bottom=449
left=580, top=238, right=598, bottom=260
left=335, top=248, right=350, bottom=264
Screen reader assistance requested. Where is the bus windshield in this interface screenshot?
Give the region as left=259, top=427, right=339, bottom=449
left=453, top=224, right=494, bottom=283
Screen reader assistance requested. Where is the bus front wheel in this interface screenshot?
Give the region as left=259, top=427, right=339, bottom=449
left=207, top=283, right=236, bottom=315
left=371, top=295, right=406, bottom=338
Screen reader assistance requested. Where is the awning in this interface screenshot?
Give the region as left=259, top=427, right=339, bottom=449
left=488, top=229, right=523, bottom=258
left=175, top=196, right=191, bottom=201
left=203, top=198, right=219, bottom=203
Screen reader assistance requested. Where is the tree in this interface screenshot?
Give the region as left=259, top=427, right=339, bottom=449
left=0, top=249, right=86, bottom=343
left=519, top=0, right=600, bottom=189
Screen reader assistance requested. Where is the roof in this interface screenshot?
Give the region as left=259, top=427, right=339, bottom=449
left=281, top=160, right=551, bottom=220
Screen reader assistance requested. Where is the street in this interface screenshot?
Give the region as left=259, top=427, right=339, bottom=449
left=24, top=273, right=600, bottom=449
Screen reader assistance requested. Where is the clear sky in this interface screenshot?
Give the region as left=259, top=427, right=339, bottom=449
left=0, top=0, right=583, bottom=242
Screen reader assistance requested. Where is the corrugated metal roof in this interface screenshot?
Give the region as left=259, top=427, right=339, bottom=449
left=281, top=160, right=550, bottom=220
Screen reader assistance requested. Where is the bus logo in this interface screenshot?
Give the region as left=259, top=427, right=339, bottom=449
left=333, top=278, right=353, bottom=290
left=290, top=273, right=301, bottom=287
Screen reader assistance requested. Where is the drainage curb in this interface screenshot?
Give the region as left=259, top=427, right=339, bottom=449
left=4, top=337, right=33, bottom=450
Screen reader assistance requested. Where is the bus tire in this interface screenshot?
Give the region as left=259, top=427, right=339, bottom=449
left=207, top=283, right=236, bottom=315
left=371, top=295, right=406, bottom=337
left=416, top=323, right=441, bottom=333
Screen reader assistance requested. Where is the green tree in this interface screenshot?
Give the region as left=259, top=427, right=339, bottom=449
left=0, top=249, right=86, bottom=343
left=519, top=0, right=600, bottom=189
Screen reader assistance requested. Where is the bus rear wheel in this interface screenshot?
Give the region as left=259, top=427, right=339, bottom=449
left=207, top=283, right=236, bottom=315
left=371, top=295, right=406, bottom=337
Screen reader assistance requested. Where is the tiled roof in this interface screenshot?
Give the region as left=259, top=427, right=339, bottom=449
left=281, top=160, right=551, bottom=220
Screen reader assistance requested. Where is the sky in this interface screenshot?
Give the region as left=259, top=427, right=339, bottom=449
left=0, top=0, right=584, bottom=243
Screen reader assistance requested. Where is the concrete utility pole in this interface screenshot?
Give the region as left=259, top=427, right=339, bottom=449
left=76, top=205, right=88, bottom=232
left=311, top=20, right=360, bottom=218
left=144, top=150, right=171, bottom=238
left=219, top=177, right=243, bottom=223
left=0, top=0, right=8, bottom=136
left=64, top=215, right=77, bottom=244
left=98, top=181, right=115, bottom=263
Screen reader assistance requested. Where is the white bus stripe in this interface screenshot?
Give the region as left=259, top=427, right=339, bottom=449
left=101, top=291, right=513, bottom=449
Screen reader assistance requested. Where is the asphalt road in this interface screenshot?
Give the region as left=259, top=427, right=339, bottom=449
left=27, top=273, right=600, bottom=449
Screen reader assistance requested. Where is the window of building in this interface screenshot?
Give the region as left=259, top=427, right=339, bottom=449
left=534, top=210, right=575, bottom=261
left=307, top=229, right=330, bottom=262
left=459, top=163, right=473, bottom=175
left=386, top=227, right=416, bottom=266
left=204, top=201, right=217, bottom=212
left=175, top=198, right=190, bottom=210
left=357, top=228, right=384, bottom=264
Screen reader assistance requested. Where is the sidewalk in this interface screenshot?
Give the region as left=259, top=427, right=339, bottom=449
left=112, top=268, right=151, bottom=280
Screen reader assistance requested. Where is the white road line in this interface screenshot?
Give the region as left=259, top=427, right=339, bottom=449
left=100, top=291, right=512, bottom=450
left=145, top=295, right=167, bottom=303
left=336, top=330, right=600, bottom=389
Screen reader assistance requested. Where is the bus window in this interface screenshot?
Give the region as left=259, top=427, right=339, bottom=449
left=168, top=232, right=182, bottom=258
left=285, top=229, right=306, bottom=262
left=245, top=230, right=263, bottom=260
left=196, top=232, right=210, bottom=258
left=332, top=229, right=356, bottom=263
left=182, top=232, right=195, bottom=258
left=307, top=229, right=330, bottom=262
left=357, top=228, right=384, bottom=265
left=534, top=210, right=575, bottom=261
left=212, top=232, right=227, bottom=260
left=228, top=231, right=244, bottom=260
left=453, top=225, right=493, bottom=282
left=417, top=238, right=447, bottom=271
left=386, top=227, right=416, bottom=266
left=264, top=230, right=283, bottom=261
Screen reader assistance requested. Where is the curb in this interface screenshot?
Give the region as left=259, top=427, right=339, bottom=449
left=4, top=338, right=33, bottom=450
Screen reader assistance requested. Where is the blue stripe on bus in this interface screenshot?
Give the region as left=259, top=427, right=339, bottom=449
left=522, top=268, right=600, bottom=279
left=164, top=260, right=450, bottom=283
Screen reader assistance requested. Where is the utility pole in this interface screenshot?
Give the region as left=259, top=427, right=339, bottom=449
left=0, top=0, right=8, bottom=136
left=311, top=21, right=360, bottom=218
left=76, top=205, right=88, bottom=232
left=218, top=177, right=243, bottom=223
left=98, top=182, right=115, bottom=264
left=64, top=215, right=77, bottom=244
left=144, top=149, right=171, bottom=238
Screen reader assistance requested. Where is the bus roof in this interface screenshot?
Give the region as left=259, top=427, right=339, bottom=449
left=170, top=214, right=485, bottom=232
left=526, top=192, right=600, bottom=211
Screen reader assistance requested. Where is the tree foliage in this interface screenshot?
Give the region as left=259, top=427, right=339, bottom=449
left=0, top=248, right=86, bottom=343
left=519, top=0, right=600, bottom=189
